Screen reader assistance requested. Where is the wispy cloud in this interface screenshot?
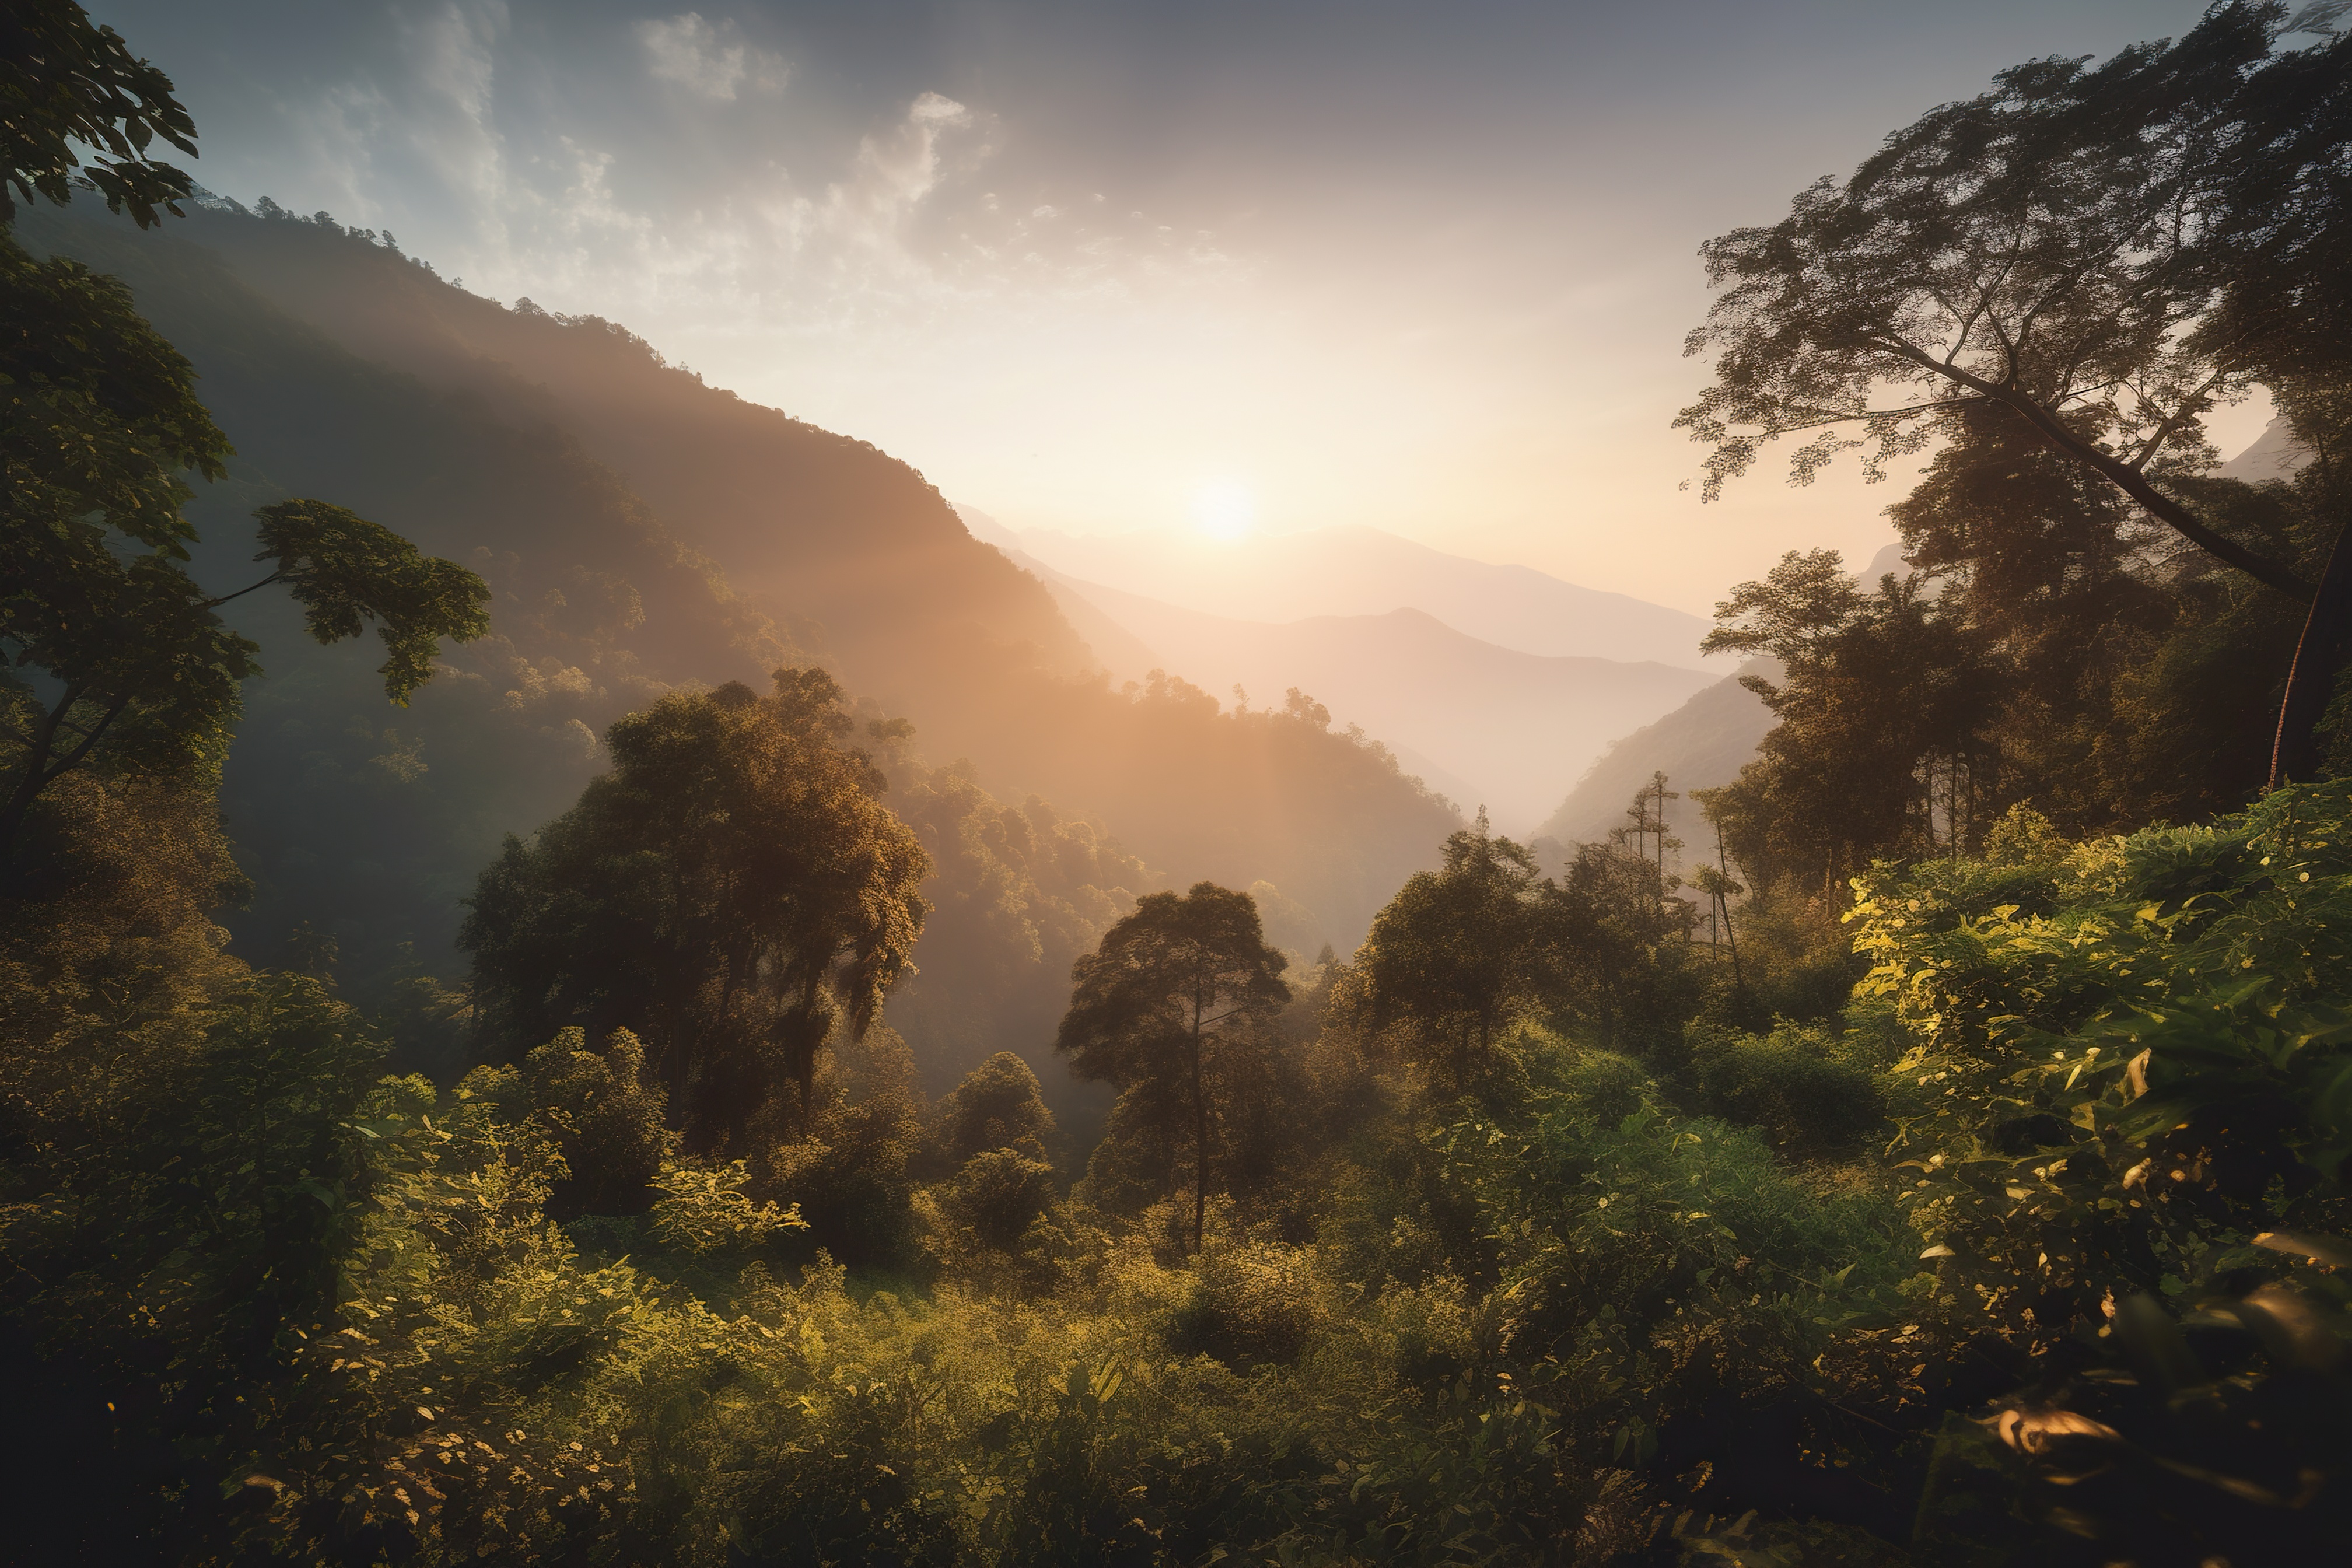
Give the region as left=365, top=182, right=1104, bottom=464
left=635, top=12, right=786, bottom=103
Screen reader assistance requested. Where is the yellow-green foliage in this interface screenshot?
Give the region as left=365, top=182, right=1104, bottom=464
left=649, top=1159, right=807, bottom=1255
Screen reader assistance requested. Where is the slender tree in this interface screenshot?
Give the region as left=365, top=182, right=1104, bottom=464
left=1055, top=882, right=1288, bottom=1251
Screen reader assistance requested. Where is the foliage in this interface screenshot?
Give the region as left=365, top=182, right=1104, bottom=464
left=0, top=226, right=488, bottom=862
left=945, top=1144, right=1059, bottom=1250
left=647, top=1158, right=806, bottom=1255
left=519, top=1025, right=671, bottom=1219
left=1058, top=881, right=1290, bottom=1250
left=925, top=1048, right=1057, bottom=1174
left=460, top=667, right=929, bottom=1149
left=1688, top=1019, right=1887, bottom=1158
left=1359, top=814, right=1548, bottom=1085
left=0, top=0, right=197, bottom=228
left=1680, top=2, right=2352, bottom=790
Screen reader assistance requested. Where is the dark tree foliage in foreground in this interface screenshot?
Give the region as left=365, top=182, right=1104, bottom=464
left=1056, top=881, right=1288, bottom=1252
left=0, top=0, right=195, bottom=228
left=1, top=178, right=488, bottom=866
left=461, top=668, right=929, bottom=1150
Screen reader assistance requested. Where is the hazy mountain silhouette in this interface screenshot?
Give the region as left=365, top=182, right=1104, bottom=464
left=1534, top=663, right=1780, bottom=863
left=961, top=510, right=1716, bottom=670
left=1003, top=562, right=1715, bottom=833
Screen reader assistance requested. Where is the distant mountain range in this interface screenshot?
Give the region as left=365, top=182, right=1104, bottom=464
left=993, top=547, right=1715, bottom=832
left=957, top=509, right=1717, bottom=670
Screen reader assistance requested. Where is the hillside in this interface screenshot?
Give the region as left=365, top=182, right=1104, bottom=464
left=157, top=198, right=1100, bottom=740
left=1013, top=570, right=1715, bottom=832
left=965, top=513, right=1718, bottom=669
left=19, top=197, right=1458, bottom=1093
left=1534, top=663, right=1779, bottom=863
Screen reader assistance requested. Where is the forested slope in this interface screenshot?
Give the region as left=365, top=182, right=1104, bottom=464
left=13, top=197, right=1454, bottom=1091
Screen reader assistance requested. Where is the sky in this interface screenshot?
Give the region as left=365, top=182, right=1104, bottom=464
left=89, top=0, right=2262, bottom=615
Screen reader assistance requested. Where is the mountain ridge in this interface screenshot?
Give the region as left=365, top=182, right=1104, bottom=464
left=960, top=510, right=1718, bottom=671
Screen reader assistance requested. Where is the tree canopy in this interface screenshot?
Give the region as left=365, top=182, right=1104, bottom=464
left=461, top=668, right=930, bottom=1150
left=1358, top=814, right=1547, bottom=1086
left=1678, top=1, right=2352, bottom=778
left=0, top=0, right=197, bottom=228
left=1056, top=881, right=1288, bottom=1250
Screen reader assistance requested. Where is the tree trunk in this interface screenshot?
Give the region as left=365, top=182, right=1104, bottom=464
left=2270, top=514, right=2352, bottom=789
left=1191, top=1019, right=1208, bottom=1255
left=1724, top=898, right=1744, bottom=993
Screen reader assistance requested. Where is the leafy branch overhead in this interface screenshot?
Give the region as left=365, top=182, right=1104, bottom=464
left=1684, top=4, right=2352, bottom=594
left=250, top=501, right=492, bottom=705
left=1, top=227, right=489, bottom=860
left=0, top=0, right=198, bottom=228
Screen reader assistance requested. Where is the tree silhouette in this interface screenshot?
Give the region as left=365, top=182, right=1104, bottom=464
left=1056, top=882, right=1287, bottom=1251
left=1677, top=5, right=2352, bottom=783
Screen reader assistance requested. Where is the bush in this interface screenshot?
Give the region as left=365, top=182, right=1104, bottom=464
left=947, top=1143, right=1058, bottom=1249
left=647, top=1158, right=806, bottom=1254
left=1171, top=1238, right=1327, bottom=1367
left=521, top=1026, right=671, bottom=1219
left=1689, top=1019, right=1887, bottom=1156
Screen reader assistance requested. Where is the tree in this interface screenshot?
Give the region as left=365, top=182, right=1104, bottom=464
left=1055, top=881, right=1288, bottom=1251
left=1608, top=771, right=1683, bottom=889
left=460, top=670, right=930, bottom=1151
left=1358, top=814, right=1546, bottom=1086
left=1676, top=3, right=2352, bottom=784
left=926, top=1049, right=1056, bottom=1173
left=1702, top=550, right=2006, bottom=886
left=1, top=0, right=198, bottom=229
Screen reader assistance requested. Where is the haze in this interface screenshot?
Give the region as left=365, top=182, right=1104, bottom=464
left=88, top=0, right=2248, bottom=614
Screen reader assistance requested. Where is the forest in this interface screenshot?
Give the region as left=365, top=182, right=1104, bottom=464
left=4, top=2, right=2351, bottom=1565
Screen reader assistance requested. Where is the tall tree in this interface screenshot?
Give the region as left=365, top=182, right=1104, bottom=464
left=1702, top=550, right=2006, bottom=886
left=1676, top=2, right=2352, bottom=783
left=1358, top=815, right=1546, bottom=1086
left=461, top=670, right=930, bottom=1150
left=1055, top=881, right=1288, bottom=1251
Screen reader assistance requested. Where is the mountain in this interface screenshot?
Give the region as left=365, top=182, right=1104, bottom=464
left=1533, top=663, right=1780, bottom=863
left=21, top=197, right=1460, bottom=1098
left=1007, top=569, right=1716, bottom=832
left=2219, top=411, right=2314, bottom=482
left=962, top=512, right=1718, bottom=670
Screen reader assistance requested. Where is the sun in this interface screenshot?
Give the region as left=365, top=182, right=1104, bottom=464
left=1191, top=480, right=1256, bottom=541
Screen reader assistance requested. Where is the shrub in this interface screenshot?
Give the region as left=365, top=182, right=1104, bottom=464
left=1171, top=1238, right=1328, bottom=1367
left=1690, top=1019, right=1887, bottom=1156
left=948, top=1143, right=1058, bottom=1249
left=522, top=1025, right=671, bottom=1219
left=647, top=1158, right=805, bottom=1254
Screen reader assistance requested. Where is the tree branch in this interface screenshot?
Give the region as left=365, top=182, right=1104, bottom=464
left=1865, top=338, right=2311, bottom=598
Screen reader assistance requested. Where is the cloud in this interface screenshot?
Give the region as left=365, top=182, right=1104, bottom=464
left=818, top=91, right=974, bottom=253
left=636, top=12, right=785, bottom=103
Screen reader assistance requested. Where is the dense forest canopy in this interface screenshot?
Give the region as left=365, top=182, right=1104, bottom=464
left=5, top=4, right=2352, bottom=1567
